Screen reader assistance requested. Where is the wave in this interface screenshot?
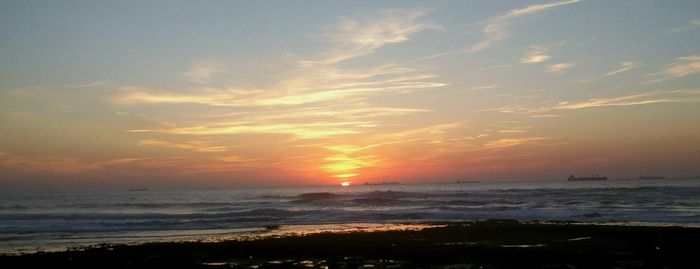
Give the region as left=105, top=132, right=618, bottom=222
left=0, top=207, right=315, bottom=221
left=358, top=190, right=422, bottom=199
left=351, top=198, right=399, bottom=205
left=572, top=212, right=605, bottom=218
left=2, top=180, right=699, bottom=252
left=293, top=192, right=344, bottom=202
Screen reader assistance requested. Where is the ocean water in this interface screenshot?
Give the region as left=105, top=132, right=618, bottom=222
left=1, top=179, right=699, bottom=252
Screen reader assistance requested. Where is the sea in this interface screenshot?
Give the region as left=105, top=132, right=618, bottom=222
left=1, top=179, right=699, bottom=253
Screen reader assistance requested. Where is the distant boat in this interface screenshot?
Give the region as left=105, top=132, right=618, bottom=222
left=639, top=175, right=664, bottom=180
left=456, top=179, right=480, bottom=184
left=364, top=181, right=399, bottom=186
left=567, top=174, right=607, bottom=181
left=129, top=187, right=148, bottom=192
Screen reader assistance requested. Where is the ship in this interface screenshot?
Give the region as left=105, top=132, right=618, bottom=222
left=567, top=174, right=607, bottom=181
left=456, top=179, right=480, bottom=184
left=129, top=187, right=149, bottom=192
left=364, top=181, right=399, bottom=186
left=639, top=175, right=664, bottom=180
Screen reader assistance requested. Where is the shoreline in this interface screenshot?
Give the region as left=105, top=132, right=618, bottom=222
left=2, top=220, right=699, bottom=268
left=3, top=220, right=700, bottom=255
left=0, top=223, right=444, bottom=255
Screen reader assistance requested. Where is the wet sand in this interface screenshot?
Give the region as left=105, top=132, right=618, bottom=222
left=1, top=220, right=698, bottom=268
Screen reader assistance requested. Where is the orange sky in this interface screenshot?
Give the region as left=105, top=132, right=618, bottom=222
left=1, top=1, right=700, bottom=191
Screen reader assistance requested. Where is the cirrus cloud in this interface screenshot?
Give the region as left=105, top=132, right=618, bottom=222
left=547, top=62, right=574, bottom=73
left=469, top=0, right=581, bottom=52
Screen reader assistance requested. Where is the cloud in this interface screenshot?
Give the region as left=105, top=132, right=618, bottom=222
left=109, top=9, right=445, bottom=159
left=104, top=9, right=450, bottom=180
left=520, top=49, right=551, bottom=64
left=555, top=89, right=700, bottom=110
left=497, top=129, right=529, bottom=134
left=216, top=156, right=263, bottom=163
left=112, top=87, right=249, bottom=106
left=0, top=151, right=269, bottom=181
left=183, top=61, right=226, bottom=84
left=605, top=61, right=636, bottom=76
left=483, top=137, right=548, bottom=150
left=63, top=81, right=108, bottom=88
left=125, top=105, right=430, bottom=140
left=114, top=64, right=443, bottom=108
left=138, top=139, right=228, bottom=152
left=112, top=10, right=442, bottom=110
left=324, top=144, right=382, bottom=154
left=323, top=152, right=379, bottom=178
left=315, top=9, right=438, bottom=64
left=662, top=55, right=700, bottom=77
left=0, top=153, right=145, bottom=176
left=469, top=0, right=581, bottom=52
left=648, top=54, right=700, bottom=83
left=671, top=19, right=700, bottom=33
left=469, top=22, right=508, bottom=53
left=466, top=85, right=499, bottom=91
left=478, top=89, right=700, bottom=118
left=547, top=62, right=574, bottom=73
left=151, top=121, right=369, bottom=139
left=578, top=61, right=636, bottom=82
left=255, top=107, right=429, bottom=121
left=113, top=82, right=443, bottom=108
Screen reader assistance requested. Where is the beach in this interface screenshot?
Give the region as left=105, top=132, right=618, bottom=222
left=2, top=180, right=700, bottom=253
left=2, top=180, right=699, bottom=268
left=1, top=220, right=699, bottom=268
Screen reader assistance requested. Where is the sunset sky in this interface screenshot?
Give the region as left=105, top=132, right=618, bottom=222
left=1, top=0, right=700, bottom=191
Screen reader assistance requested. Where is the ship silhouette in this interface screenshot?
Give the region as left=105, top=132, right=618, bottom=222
left=456, top=179, right=480, bottom=183
left=129, top=187, right=149, bottom=192
left=567, top=173, right=607, bottom=181
left=639, top=175, right=664, bottom=180
left=363, top=181, right=399, bottom=186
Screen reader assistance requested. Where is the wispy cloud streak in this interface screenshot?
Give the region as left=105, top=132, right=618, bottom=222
left=520, top=49, right=551, bottom=64
left=648, top=55, right=700, bottom=83
left=605, top=61, right=636, bottom=76
left=150, top=121, right=368, bottom=139
left=469, top=0, right=581, bottom=52
left=138, top=139, right=228, bottom=152
left=671, top=19, right=700, bottom=33
left=110, top=9, right=445, bottom=157
left=313, top=9, right=439, bottom=64
left=547, top=63, right=574, bottom=73
left=183, top=61, right=226, bottom=84
left=479, top=89, right=700, bottom=117
left=555, top=89, right=700, bottom=110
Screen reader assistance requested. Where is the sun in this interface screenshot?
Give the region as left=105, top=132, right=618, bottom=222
left=340, top=182, right=350, bottom=187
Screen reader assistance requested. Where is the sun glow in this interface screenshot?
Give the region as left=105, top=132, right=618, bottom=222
left=341, top=182, right=350, bottom=187
left=323, top=145, right=379, bottom=179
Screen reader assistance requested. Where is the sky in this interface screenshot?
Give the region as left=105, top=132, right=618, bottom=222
left=1, top=0, right=700, bottom=191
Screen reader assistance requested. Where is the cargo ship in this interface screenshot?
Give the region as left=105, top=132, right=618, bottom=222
left=363, top=181, right=399, bottom=186
left=639, top=175, right=664, bottom=180
left=129, top=187, right=149, bottom=192
left=567, top=174, right=607, bottom=181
